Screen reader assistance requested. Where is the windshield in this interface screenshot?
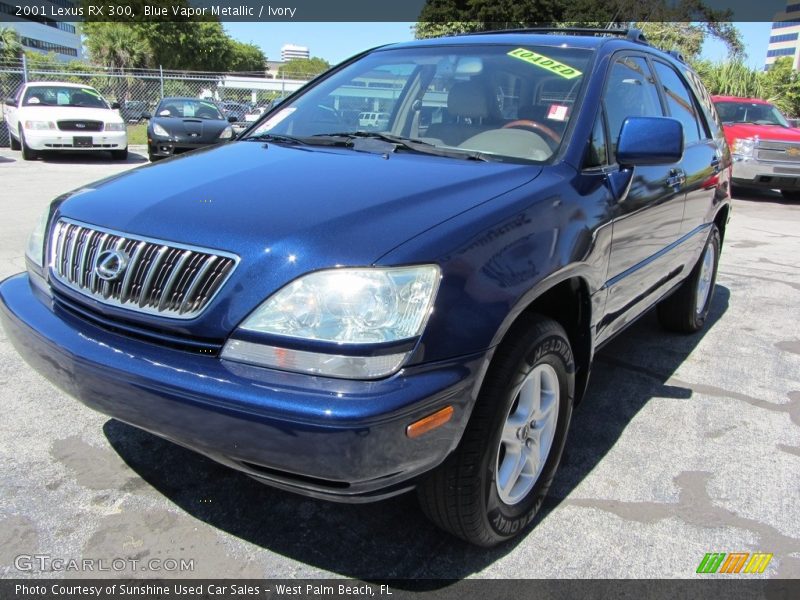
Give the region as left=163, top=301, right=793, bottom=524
left=22, top=85, right=109, bottom=108
left=714, top=101, right=790, bottom=127
left=244, top=44, right=593, bottom=163
left=155, top=99, right=224, bottom=120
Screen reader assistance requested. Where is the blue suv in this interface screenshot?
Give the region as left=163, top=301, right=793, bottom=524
left=0, top=29, right=731, bottom=546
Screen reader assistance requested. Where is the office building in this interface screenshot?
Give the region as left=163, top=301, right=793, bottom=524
left=281, top=44, right=310, bottom=61
left=767, top=2, right=800, bottom=69
left=0, top=0, right=82, bottom=61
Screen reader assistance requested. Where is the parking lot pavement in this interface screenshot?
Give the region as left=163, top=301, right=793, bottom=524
left=0, top=147, right=798, bottom=580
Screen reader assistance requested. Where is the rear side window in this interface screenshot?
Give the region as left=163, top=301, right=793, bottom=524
left=683, top=68, right=724, bottom=139
left=652, top=61, right=704, bottom=145
left=603, top=56, right=663, bottom=153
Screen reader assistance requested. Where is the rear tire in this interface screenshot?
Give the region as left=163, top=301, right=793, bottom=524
left=657, top=224, right=720, bottom=333
left=417, top=314, right=574, bottom=546
left=19, top=127, right=37, bottom=161
left=111, top=148, right=128, bottom=161
left=780, top=190, right=800, bottom=201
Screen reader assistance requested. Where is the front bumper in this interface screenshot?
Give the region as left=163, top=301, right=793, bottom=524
left=0, top=274, right=482, bottom=502
left=148, top=137, right=222, bottom=158
left=732, top=156, right=800, bottom=190
left=24, top=128, right=127, bottom=151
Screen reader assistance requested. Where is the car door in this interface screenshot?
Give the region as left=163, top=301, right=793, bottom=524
left=599, top=54, right=686, bottom=340
left=651, top=60, right=721, bottom=238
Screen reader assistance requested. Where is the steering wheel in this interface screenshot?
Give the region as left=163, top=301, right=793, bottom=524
left=502, top=119, right=561, bottom=144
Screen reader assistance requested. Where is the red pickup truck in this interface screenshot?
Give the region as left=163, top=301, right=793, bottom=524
left=712, top=95, right=800, bottom=200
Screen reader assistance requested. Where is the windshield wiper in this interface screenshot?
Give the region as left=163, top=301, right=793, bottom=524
left=310, top=131, right=495, bottom=161
left=243, top=132, right=310, bottom=145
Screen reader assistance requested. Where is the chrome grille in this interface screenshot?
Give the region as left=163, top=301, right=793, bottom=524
left=756, top=140, right=800, bottom=163
left=49, top=219, right=238, bottom=319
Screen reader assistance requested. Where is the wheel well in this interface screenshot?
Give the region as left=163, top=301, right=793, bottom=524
left=714, top=205, right=730, bottom=244
left=505, top=278, right=593, bottom=404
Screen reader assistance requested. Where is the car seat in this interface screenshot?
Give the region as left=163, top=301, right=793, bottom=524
left=425, top=79, right=500, bottom=146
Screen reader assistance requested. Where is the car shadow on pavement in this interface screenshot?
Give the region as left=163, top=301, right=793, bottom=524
left=103, top=286, right=729, bottom=583
left=732, top=187, right=798, bottom=205
left=35, top=152, right=148, bottom=165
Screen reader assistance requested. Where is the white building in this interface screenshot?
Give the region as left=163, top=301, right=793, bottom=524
left=0, top=0, right=82, bottom=61
left=281, top=44, right=309, bottom=61
left=767, top=2, right=800, bottom=69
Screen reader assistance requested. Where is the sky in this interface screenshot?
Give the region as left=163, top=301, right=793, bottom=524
left=225, top=22, right=774, bottom=69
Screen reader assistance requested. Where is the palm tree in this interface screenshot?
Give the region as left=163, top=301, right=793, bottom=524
left=83, top=23, right=152, bottom=103
left=0, top=26, right=22, bottom=61
left=83, top=23, right=151, bottom=71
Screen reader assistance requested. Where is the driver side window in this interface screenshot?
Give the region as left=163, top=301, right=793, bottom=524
left=603, top=56, right=664, bottom=156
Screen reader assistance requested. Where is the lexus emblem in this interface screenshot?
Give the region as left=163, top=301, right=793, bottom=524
left=94, top=249, right=128, bottom=281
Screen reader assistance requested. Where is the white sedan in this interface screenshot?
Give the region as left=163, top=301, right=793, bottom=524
left=3, top=81, right=128, bottom=161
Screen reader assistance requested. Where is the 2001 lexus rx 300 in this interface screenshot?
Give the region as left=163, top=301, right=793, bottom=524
left=0, top=29, right=731, bottom=546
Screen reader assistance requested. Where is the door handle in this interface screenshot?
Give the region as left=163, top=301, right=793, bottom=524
left=710, top=155, right=721, bottom=174
left=666, top=168, right=686, bottom=188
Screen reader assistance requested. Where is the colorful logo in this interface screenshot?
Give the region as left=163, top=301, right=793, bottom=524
left=697, top=552, right=773, bottom=574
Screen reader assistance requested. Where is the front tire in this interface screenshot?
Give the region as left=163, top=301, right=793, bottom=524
left=657, top=224, right=721, bottom=333
left=19, top=127, right=37, bottom=161
left=111, top=147, right=128, bottom=161
left=417, top=315, right=574, bottom=546
left=9, top=131, right=21, bottom=151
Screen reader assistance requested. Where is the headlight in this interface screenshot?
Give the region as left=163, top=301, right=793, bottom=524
left=732, top=137, right=756, bottom=158
left=221, top=265, right=441, bottom=379
left=24, top=120, right=55, bottom=130
left=218, top=125, right=233, bottom=140
left=26, top=207, right=50, bottom=269
left=152, top=123, right=169, bottom=137
left=104, top=122, right=126, bottom=131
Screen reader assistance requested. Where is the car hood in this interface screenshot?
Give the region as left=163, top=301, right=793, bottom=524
left=722, top=123, right=800, bottom=142
left=152, top=116, right=230, bottom=137
left=18, top=106, right=121, bottom=122
left=53, top=141, right=541, bottom=337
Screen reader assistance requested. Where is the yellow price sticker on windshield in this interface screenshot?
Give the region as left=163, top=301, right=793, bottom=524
left=507, top=48, right=582, bottom=79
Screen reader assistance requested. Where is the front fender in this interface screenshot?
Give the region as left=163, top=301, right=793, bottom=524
left=378, top=164, right=613, bottom=367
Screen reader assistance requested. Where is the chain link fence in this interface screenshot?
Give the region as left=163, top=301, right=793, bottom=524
left=0, top=57, right=321, bottom=147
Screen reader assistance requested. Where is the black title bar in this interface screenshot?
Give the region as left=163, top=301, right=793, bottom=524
left=0, top=0, right=795, bottom=23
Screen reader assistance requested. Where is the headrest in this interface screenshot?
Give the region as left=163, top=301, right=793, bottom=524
left=447, top=80, right=492, bottom=119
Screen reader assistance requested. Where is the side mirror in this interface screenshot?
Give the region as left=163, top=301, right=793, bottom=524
left=141, top=112, right=151, bottom=120
left=111, top=101, right=121, bottom=109
left=616, top=117, right=683, bottom=166
left=5, top=97, right=16, bottom=107
left=228, top=115, right=238, bottom=123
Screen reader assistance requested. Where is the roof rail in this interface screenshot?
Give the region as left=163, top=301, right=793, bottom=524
left=460, top=27, right=649, bottom=45
left=667, top=49, right=686, bottom=63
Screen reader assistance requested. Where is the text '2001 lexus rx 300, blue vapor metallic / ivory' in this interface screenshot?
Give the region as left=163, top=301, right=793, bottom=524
left=0, top=29, right=731, bottom=546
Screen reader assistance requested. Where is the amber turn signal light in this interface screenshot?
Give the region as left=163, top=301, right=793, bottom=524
left=406, top=406, right=454, bottom=439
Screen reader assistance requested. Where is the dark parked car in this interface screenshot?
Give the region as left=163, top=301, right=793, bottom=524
left=220, top=100, right=248, bottom=122
left=119, top=100, right=149, bottom=123
left=145, top=97, right=235, bottom=161
left=0, top=29, right=731, bottom=546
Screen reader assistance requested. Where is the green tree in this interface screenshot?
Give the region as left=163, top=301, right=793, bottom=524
left=83, top=22, right=152, bottom=70
left=414, top=0, right=743, bottom=60
left=0, top=25, right=22, bottom=60
left=228, top=41, right=267, bottom=73
left=762, top=57, right=800, bottom=117
left=691, top=59, right=766, bottom=100
left=278, top=57, right=330, bottom=79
